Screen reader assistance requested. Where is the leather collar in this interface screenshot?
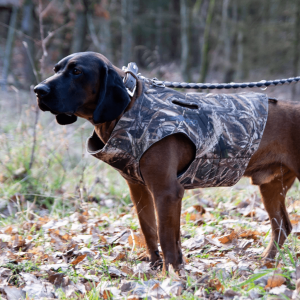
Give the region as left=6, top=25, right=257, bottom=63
left=122, top=62, right=139, bottom=97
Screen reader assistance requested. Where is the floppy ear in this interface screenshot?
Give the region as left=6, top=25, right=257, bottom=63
left=93, top=65, right=130, bottom=124
left=56, top=114, right=78, bottom=125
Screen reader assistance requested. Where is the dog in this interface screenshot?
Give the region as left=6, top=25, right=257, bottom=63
left=34, top=52, right=300, bottom=271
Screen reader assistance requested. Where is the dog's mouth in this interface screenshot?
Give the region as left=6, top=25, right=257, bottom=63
left=38, top=101, right=74, bottom=116
left=38, top=101, right=50, bottom=112
left=37, top=101, right=57, bottom=115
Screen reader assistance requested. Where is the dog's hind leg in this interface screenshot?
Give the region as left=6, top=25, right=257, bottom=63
left=259, top=171, right=296, bottom=260
left=127, top=181, right=161, bottom=265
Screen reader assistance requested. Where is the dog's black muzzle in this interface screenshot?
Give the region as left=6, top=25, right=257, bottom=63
left=34, top=84, right=50, bottom=98
left=34, top=82, right=78, bottom=125
left=34, top=84, right=52, bottom=112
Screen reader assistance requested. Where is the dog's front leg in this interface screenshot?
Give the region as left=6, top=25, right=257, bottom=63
left=126, top=181, right=161, bottom=265
left=139, top=139, right=191, bottom=271
left=148, top=182, right=184, bottom=271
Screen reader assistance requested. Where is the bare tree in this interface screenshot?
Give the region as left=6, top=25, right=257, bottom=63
left=199, top=0, right=215, bottom=83
left=21, top=0, right=35, bottom=86
left=1, top=5, right=18, bottom=90
left=71, top=1, right=87, bottom=53
left=121, top=0, right=133, bottom=65
left=180, top=0, right=191, bottom=81
left=292, top=0, right=300, bottom=99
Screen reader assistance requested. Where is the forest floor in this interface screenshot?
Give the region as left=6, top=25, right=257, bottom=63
left=0, top=183, right=300, bottom=300
left=1, top=89, right=300, bottom=299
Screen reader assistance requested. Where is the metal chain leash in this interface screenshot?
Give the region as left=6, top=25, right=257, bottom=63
left=137, top=74, right=300, bottom=90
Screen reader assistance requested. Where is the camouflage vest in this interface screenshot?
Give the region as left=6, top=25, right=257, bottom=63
left=87, top=82, right=268, bottom=189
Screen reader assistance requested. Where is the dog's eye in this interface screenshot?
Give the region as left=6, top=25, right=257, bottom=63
left=72, top=68, right=82, bottom=75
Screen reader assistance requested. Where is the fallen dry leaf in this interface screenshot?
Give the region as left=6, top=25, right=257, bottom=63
left=128, top=232, right=146, bottom=248
left=203, top=212, right=214, bottom=221
left=49, top=231, right=67, bottom=251
left=262, top=261, right=275, bottom=269
left=70, top=254, right=87, bottom=265
left=127, top=296, right=140, bottom=300
left=189, top=213, right=202, bottom=221
left=265, top=274, right=286, bottom=288
left=239, top=230, right=261, bottom=240
left=244, top=210, right=256, bottom=217
left=78, top=215, right=87, bottom=224
left=208, top=278, right=224, bottom=292
left=120, top=266, right=133, bottom=276
left=218, top=231, right=237, bottom=244
left=98, top=235, right=107, bottom=243
left=48, top=271, right=69, bottom=287
left=102, top=290, right=112, bottom=299
left=11, top=235, right=26, bottom=249
left=28, top=246, right=44, bottom=255
left=61, top=233, right=72, bottom=241
left=4, top=226, right=13, bottom=234
left=112, top=252, right=126, bottom=262
left=193, top=204, right=206, bottom=214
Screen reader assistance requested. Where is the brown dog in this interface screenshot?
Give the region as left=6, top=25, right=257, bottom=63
left=34, top=52, right=300, bottom=271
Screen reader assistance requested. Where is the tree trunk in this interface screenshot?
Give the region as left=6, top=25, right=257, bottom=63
left=224, top=0, right=238, bottom=83
left=21, top=0, right=35, bottom=86
left=58, top=10, right=72, bottom=59
left=99, top=17, right=112, bottom=58
left=192, top=0, right=203, bottom=71
left=1, top=6, right=18, bottom=90
left=236, top=30, right=243, bottom=80
left=180, top=0, right=190, bottom=81
left=199, top=0, right=215, bottom=83
left=292, top=0, right=300, bottom=99
left=220, top=0, right=231, bottom=81
left=155, top=4, right=162, bottom=58
left=71, top=3, right=87, bottom=53
left=236, top=2, right=246, bottom=80
left=121, top=0, right=133, bottom=66
left=87, top=13, right=102, bottom=52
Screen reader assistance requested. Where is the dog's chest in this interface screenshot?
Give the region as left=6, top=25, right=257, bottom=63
left=87, top=83, right=268, bottom=189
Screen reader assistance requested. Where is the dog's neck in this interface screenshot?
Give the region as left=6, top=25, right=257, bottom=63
left=94, top=78, right=142, bottom=144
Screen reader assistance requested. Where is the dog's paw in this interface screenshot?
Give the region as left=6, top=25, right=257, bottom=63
left=150, top=259, right=163, bottom=271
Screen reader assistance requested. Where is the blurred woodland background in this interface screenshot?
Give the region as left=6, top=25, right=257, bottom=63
left=0, top=0, right=300, bottom=210
left=1, top=0, right=300, bottom=98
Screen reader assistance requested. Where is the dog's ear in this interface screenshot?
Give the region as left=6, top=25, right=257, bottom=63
left=93, top=65, right=130, bottom=124
left=56, top=114, right=78, bottom=125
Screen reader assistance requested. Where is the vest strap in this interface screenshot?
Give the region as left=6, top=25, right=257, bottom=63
left=122, top=62, right=139, bottom=97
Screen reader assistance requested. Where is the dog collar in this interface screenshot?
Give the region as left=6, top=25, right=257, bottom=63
left=122, top=62, right=138, bottom=97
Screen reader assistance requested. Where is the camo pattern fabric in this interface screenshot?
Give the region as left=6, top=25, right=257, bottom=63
left=87, top=82, right=268, bottom=189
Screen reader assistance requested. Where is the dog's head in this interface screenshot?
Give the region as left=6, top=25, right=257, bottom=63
left=34, top=52, right=130, bottom=125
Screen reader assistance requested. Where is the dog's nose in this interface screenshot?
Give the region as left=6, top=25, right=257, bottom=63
left=34, top=84, right=50, bottom=97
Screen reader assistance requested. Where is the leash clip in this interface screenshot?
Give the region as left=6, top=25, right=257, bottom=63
left=151, top=78, right=165, bottom=88
left=122, top=62, right=138, bottom=97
